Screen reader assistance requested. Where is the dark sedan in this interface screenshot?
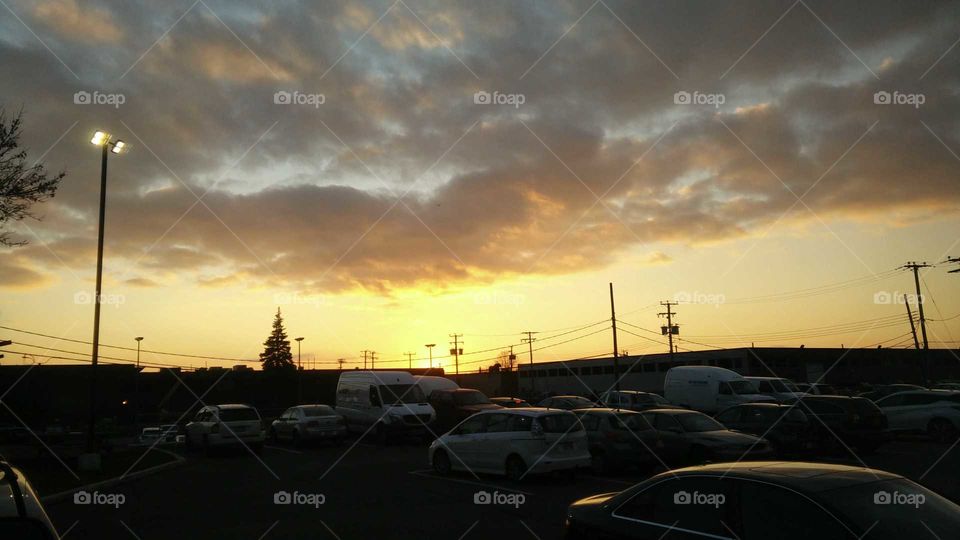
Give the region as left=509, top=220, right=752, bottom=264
left=641, top=409, right=772, bottom=464
left=538, top=395, right=602, bottom=410
left=564, top=461, right=960, bottom=539
left=715, top=403, right=816, bottom=455
left=797, top=396, right=890, bottom=453
left=489, top=397, right=531, bottom=408
left=573, top=408, right=673, bottom=474
left=428, top=388, right=502, bottom=432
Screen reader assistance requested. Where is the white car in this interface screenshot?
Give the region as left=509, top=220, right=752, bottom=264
left=875, top=390, right=960, bottom=442
left=745, top=377, right=808, bottom=403
left=185, top=404, right=265, bottom=454
left=0, top=460, right=60, bottom=539
left=270, top=405, right=346, bottom=445
left=428, top=408, right=590, bottom=481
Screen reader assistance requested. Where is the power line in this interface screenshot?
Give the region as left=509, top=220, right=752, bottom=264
left=721, top=269, right=900, bottom=305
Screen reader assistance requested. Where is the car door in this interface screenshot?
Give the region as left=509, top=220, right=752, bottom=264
left=443, top=414, right=488, bottom=472
left=876, top=394, right=908, bottom=430
left=736, top=479, right=854, bottom=539
left=643, top=413, right=689, bottom=464
left=478, top=413, right=513, bottom=470
left=609, top=476, right=738, bottom=539
left=716, top=407, right=744, bottom=432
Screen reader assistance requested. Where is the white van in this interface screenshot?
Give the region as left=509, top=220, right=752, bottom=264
left=664, top=366, right=775, bottom=413
left=413, top=375, right=459, bottom=398
left=336, top=371, right=436, bottom=442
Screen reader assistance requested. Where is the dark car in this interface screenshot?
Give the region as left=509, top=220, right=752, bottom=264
left=564, top=461, right=960, bottom=539
left=489, top=397, right=531, bottom=408
left=573, top=409, right=667, bottom=474
left=0, top=461, right=60, bottom=539
left=797, top=396, right=889, bottom=453
left=601, top=390, right=682, bottom=412
left=539, top=395, right=601, bottom=410
left=858, top=384, right=926, bottom=402
left=715, top=403, right=816, bottom=455
left=429, top=389, right=502, bottom=432
left=640, top=409, right=772, bottom=464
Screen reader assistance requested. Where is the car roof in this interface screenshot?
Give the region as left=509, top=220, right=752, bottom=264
left=660, top=461, right=902, bottom=493
left=642, top=408, right=701, bottom=415
left=745, top=376, right=789, bottom=381
left=476, top=407, right=571, bottom=417
left=573, top=407, right=638, bottom=414
left=725, top=402, right=788, bottom=408
left=210, top=403, right=255, bottom=410
left=545, top=395, right=592, bottom=399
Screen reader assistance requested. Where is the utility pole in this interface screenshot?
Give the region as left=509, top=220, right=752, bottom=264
left=295, top=337, right=304, bottom=403
left=361, top=350, right=369, bottom=370
left=659, top=301, right=679, bottom=361
left=609, top=283, right=621, bottom=391
left=903, top=262, right=932, bottom=385
left=369, top=351, right=377, bottom=370
left=337, top=358, right=345, bottom=371
left=134, top=337, right=143, bottom=428
left=405, top=352, right=415, bottom=369
left=425, top=344, right=436, bottom=370
left=905, top=299, right=920, bottom=349
left=945, top=256, right=959, bottom=273
left=522, top=331, right=538, bottom=393
left=449, top=334, right=463, bottom=381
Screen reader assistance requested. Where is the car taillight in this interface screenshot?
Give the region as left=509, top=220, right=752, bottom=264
left=211, top=423, right=220, bottom=434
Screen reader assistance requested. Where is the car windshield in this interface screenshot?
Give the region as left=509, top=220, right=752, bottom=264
left=782, top=380, right=801, bottom=392
left=562, top=397, right=596, bottom=408
left=538, top=414, right=583, bottom=433
left=819, top=479, right=960, bottom=537
left=729, top=380, right=761, bottom=394
left=453, top=391, right=491, bottom=406
left=380, top=384, right=426, bottom=405
left=611, top=413, right=650, bottom=431
left=300, top=406, right=334, bottom=416
left=218, top=408, right=259, bottom=422
left=677, top=413, right=725, bottom=432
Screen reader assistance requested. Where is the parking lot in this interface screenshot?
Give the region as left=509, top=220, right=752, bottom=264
left=42, top=434, right=960, bottom=540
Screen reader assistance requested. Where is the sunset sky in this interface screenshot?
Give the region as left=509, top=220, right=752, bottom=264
left=1, top=0, right=958, bottom=371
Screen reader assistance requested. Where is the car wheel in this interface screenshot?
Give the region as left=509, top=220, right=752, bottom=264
left=928, top=418, right=959, bottom=443
left=590, top=450, right=608, bottom=475
left=433, top=450, right=452, bottom=475
left=505, top=455, right=527, bottom=482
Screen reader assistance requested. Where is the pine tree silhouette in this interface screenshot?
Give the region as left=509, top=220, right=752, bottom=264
left=260, top=307, right=295, bottom=371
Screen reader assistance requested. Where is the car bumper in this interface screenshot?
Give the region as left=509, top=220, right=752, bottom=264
left=210, top=431, right=265, bottom=446
left=301, top=426, right=346, bottom=440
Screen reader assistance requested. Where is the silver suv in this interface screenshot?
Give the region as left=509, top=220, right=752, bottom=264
left=185, top=404, right=265, bottom=454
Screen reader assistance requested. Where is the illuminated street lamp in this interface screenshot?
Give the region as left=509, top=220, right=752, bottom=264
left=83, top=130, right=127, bottom=469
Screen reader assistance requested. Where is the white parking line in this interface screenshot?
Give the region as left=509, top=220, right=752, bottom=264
left=409, top=470, right=533, bottom=496
left=264, top=445, right=304, bottom=455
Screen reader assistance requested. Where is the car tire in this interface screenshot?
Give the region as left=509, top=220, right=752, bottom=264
left=506, top=455, right=527, bottom=482
left=928, top=418, right=959, bottom=443
left=433, top=450, right=452, bottom=475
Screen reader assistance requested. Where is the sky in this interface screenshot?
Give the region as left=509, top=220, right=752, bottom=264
left=0, top=0, right=958, bottom=371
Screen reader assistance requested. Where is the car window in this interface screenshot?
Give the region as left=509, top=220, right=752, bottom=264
left=877, top=394, right=905, bottom=407
left=301, top=406, right=334, bottom=416
left=455, top=415, right=486, bottom=435
left=802, top=400, right=844, bottom=415
left=218, top=408, right=259, bottom=422
left=611, top=413, right=652, bottom=431
left=615, top=476, right=735, bottom=538
left=484, top=414, right=511, bottom=433
left=579, top=414, right=602, bottom=431
left=652, top=414, right=683, bottom=433
left=508, top=415, right=533, bottom=432
left=740, top=480, right=852, bottom=539
left=716, top=408, right=741, bottom=424
left=677, top=414, right=725, bottom=432
left=903, top=393, right=942, bottom=406
left=539, top=413, right=583, bottom=433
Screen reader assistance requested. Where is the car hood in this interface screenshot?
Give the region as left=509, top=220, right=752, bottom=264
left=688, top=430, right=763, bottom=446
left=569, top=491, right=619, bottom=509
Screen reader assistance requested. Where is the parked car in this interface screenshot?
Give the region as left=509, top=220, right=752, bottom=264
left=538, top=395, right=601, bottom=410
left=336, top=371, right=435, bottom=443
left=0, top=461, right=60, bottom=539
left=640, top=409, right=773, bottom=464
left=184, top=404, right=265, bottom=454
left=490, top=397, right=531, bottom=408
left=745, top=376, right=808, bottom=402
left=797, top=396, right=889, bottom=453
left=715, top=403, right=816, bottom=455
left=563, top=461, right=960, bottom=539
left=795, top=382, right=839, bottom=395
left=933, top=382, right=960, bottom=391
left=158, top=424, right=179, bottom=442
left=600, top=390, right=680, bottom=411
left=429, top=389, right=503, bottom=433
left=664, top=366, right=775, bottom=413
left=858, top=384, right=926, bottom=402
left=138, top=427, right=161, bottom=445
left=428, top=408, right=590, bottom=481
left=874, top=390, right=960, bottom=442
left=270, top=404, right=346, bottom=445
left=573, top=409, right=667, bottom=474
left=412, top=375, right=459, bottom=399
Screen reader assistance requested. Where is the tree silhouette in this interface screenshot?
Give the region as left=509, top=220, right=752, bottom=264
left=0, top=108, right=66, bottom=246
left=260, top=307, right=295, bottom=371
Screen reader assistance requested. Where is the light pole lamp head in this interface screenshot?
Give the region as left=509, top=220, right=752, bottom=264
left=135, top=336, right=144, bottom=342
left=91, top=130, right=127, bottom=154
left=295, top=337, right=304, bottom=342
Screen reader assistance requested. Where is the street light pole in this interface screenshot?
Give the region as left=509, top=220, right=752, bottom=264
left=425, top=344, right=436, bottom=371
left=295, top=337, right=304, bottom=403
left=134, top=337, right=143, bottom=427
